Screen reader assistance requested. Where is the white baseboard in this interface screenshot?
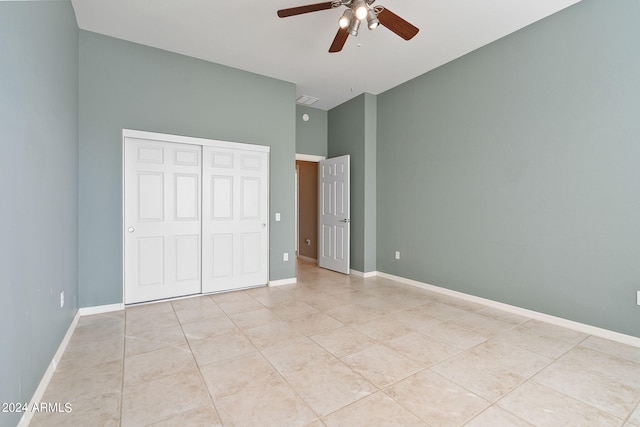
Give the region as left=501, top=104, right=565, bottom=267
left=78, top=303, right=124, bottom=316
left=296, top=255, right=317, bottom=263
left=18, top=310, right=80, bottom=427
left=350, top=269, right=379, bottom=278
left=269, top=277, right=297, bottom=287
left=18, top=303, right=125, bottom=426
left=376, top=271, right=640, bottom=348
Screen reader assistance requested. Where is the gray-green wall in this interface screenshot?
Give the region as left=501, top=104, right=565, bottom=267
left=296, top=105, right=327, bottom=157
left=79, top=31, right=296, bottom=307
left=0, top=2, right=79, bottom=426
left=377, top=0, right=640, bottom=337
left=328, top=93, right=377, bottom=273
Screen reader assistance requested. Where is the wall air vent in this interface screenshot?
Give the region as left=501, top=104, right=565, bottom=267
left=296, top=95, right=319, bottom=106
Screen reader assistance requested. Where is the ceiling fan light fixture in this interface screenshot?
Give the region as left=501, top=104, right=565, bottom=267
left=348, top=16, right=360, bottom=36
left=366, top=8, right=379, bottom=29
left=276, top=2, right=420, bottom=53
left=338, top=8, right=353, bottom=29
left=353, top=0, right=368, bottom=20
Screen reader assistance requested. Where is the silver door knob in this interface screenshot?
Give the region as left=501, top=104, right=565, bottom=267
left=339, top=219, right=350, bottom=223
left=262, top=223, right=266, bottom=228
left=127, top=227, right=135, bottom=233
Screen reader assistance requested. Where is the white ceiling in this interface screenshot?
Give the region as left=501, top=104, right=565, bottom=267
left=71, top=0, right=581, bottom=110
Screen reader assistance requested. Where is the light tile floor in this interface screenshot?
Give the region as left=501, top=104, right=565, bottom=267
left=31, top=260, right=640, bottom=426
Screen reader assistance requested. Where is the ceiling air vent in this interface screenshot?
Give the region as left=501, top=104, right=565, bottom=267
left=296, top=95, right=319, bottom=106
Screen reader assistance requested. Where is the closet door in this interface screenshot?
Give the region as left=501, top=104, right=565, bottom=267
left=124, top=138, right=201, bottom=304
left=202, top=147, right=269, bottom=293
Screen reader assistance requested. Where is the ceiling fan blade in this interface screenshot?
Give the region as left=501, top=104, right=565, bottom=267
left=329, top=27, right=349, bottom=53
left=277, top=2, right=336, bottom=18
left=376, top=7, right=419, bottom=40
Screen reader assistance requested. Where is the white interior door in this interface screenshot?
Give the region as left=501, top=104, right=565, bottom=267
left=202, top=147, right=269, bottom=293
left=124, top=138, right=202, bottom=304
left=318, top=155, right=350, bottom=274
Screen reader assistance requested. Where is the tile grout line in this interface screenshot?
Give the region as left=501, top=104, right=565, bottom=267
left=119, top=309, right=127, bottom=427
left=237, top=285, right=391, bottom=424
left=622, top=397, right=640, bottom=426
left=178, top=296, right=228, bottom=426
left=237, top=289, right=332, bottom=424
left=486, top=332, right=632, bottom=425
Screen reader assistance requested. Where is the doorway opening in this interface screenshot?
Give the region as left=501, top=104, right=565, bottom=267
left=295, top=154, right=324, bottom=266
left=295, top=153, right=351, bottom=276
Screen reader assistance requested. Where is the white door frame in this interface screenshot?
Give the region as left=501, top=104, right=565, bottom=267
left=296, top=154, right=326, bottom=162
left=122, top=129, right=270, bottom=304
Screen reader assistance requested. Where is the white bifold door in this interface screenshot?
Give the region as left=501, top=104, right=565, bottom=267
left=124, top=133, right=268, bottom=304
left=318, top=155, right=350, bottom=274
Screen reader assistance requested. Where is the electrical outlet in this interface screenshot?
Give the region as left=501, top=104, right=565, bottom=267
left=60, top=291, right=64, bottom=308
left=283, top=253, right=289, bottom=261
left=275, top=212, right=281, bottom=221
left=395, top=251, right=400, bottom=260
left=637, top=291, right=640, bottom=306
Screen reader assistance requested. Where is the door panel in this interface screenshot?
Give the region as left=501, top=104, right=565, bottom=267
left=138, top=172, right=164, bottom=221
left=241, top=232, right=261, bottom=274
left=336, top=181, right=345, bottom=215
left=241, top=154, right=262, bottom=170
left=211, top=234, right=233, bottom=278
left=318, top=155, right=350, bottom=274
left=175, top=235, right=199, bottom=282
left=322, top=225, right=332, bottom=258
left=241, top=177, right=260, bottom=219
left=124, top=138, right=201, bottom=304
left=211, top=151, right=233, bottom=168
left=174, top=174, right=199, bottom=220
left=212, top=176, right=233, bottom=219
left=175, top=148, right=199, bottom=165
left=137, top=145, right=163, bottom=163
left=335, top=227, right=345, bottom=261
left=202, top=147, right=268, bottom=293
left=322, top=181, right=332, bottom=215
left=137, top=237, right=164, bottom=286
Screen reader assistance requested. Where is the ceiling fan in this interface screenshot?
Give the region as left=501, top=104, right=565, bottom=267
left=277, top=0, right=419, bottom=53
